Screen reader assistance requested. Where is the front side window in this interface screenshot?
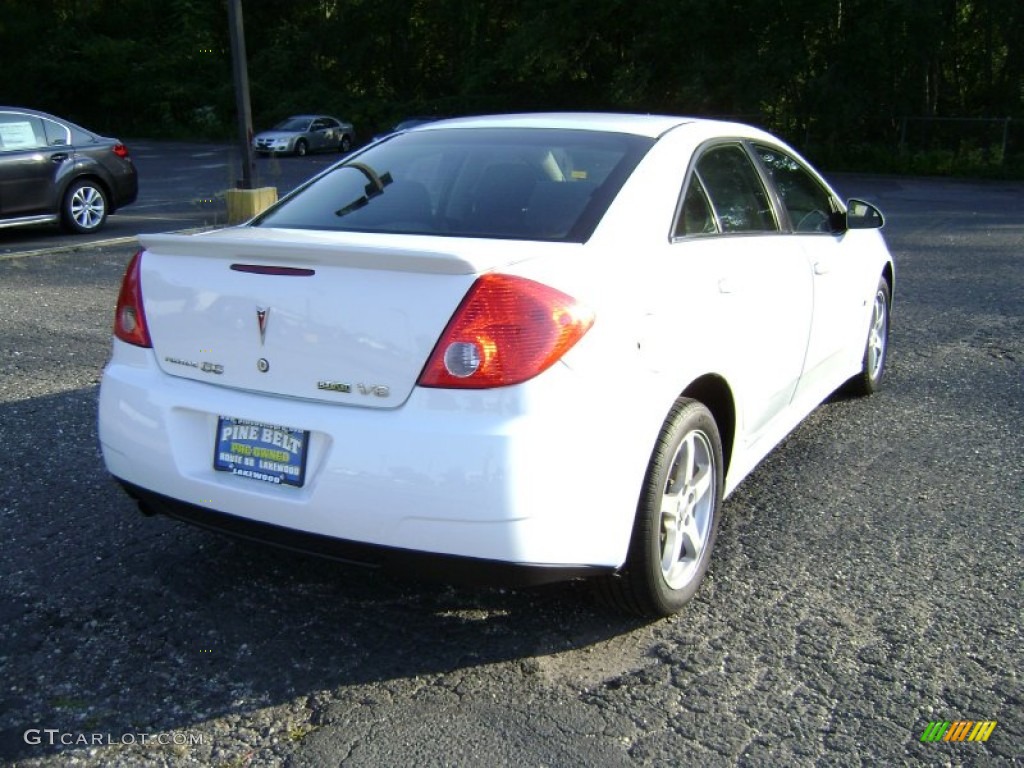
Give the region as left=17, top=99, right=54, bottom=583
left=693, top=144, right=778, bottom=233
left=755, top=144, right=836, bottom=232
left=255, top=128, right=654, bottom=242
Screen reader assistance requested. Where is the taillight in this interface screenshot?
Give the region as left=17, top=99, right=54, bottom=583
left=418, top=273, right=594, bottom=389
left=114, top=250, right=152, bottom=347
left=112, top=143, right=129, bottom=159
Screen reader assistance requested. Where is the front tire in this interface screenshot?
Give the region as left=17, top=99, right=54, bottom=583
left=602, top=398, right=724, bottom=617
left=294, top=139, right=308, bottom=157
left=62, top=180, right=109, bottom=233
left=339, top=134, right=352, bottom=153
left=847, top=278, right=891, bottom=396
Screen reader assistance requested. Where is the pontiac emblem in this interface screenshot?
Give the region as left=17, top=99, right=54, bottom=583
left=256, top=307, right=270, bottom=345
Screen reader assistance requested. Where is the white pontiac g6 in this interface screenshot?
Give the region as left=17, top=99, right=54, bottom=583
left=98, top=113, right=894, bottom=617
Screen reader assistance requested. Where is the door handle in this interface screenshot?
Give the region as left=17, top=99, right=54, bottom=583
left=718, top=277, right=738, bottom=294
left=813, top=261, right=831, bottom=275
left=50, top=153, right=69, bottom=163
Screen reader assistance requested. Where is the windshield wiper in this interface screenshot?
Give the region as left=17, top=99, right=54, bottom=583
left=335, top=162, right=393, bottom=217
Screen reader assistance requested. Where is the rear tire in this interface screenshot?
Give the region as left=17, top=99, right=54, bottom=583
left=600, top=398, right=723, bottom=617
left=62, top=180, right=108, bottom=233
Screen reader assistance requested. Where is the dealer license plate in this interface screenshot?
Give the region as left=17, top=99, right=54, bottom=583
left=213, top=417, right=309, bottom=487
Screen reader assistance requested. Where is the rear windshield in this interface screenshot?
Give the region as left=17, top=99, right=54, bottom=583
left=253, top=128, right=654, bottom=242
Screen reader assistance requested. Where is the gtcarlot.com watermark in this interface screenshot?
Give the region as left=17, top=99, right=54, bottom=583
left=24, top=728, right=205, bottom=748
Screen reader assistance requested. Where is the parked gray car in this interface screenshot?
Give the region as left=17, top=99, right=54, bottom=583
left=0, top=106, right=138, bottom=233
left=253, top=114, right=355, bottom=156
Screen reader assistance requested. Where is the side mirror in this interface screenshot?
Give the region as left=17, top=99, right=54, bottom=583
left=844, top=198, right=885, bottom=230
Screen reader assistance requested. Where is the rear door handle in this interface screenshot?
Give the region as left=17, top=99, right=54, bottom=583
left=718, top=277, right=738, bottom=294
left=50, top=153, right=69, bottom=163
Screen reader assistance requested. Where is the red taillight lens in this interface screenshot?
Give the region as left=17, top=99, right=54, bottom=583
left=418, top=273, right=595, bottom=389
left=112, top=142, right=130, bottom=159
left=114, top=250, right=152, bottom=347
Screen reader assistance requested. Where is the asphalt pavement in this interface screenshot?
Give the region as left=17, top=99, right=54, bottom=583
left=0, top=172, right=1021, bottom=767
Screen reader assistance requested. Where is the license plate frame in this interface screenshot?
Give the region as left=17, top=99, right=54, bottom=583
left=213, top=417, right=309, bottom=488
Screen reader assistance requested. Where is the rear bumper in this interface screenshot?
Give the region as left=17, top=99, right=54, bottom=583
left=118, top=480, right=610, bottom=587
left=97, top=157, right=138, bottom=209
left=98, top=341, right=648, bottom=574
left=116, top=171, right=139, bottom=208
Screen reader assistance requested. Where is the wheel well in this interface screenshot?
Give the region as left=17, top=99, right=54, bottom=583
left=682, top=375, right=736, bottom=476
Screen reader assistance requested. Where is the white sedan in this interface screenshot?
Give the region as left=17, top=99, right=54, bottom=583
left=98, top=113, right=893, bottom=617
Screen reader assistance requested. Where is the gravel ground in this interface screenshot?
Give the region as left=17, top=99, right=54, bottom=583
left=0, top=176, right=1021, bottom=767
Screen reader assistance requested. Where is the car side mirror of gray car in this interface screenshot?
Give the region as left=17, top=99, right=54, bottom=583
left=844, top=198, right=885, bottom=230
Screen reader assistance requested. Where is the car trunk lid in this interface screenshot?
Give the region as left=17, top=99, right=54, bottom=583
left=137, top=229, right=496, bottom=408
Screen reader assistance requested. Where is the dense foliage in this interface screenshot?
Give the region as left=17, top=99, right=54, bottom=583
left=2, top=0, right=1022, bottom=174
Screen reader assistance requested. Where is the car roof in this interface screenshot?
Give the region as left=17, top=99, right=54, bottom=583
left=413, top=112, right=760, bottom=140
left=1, top=105, right=69, bottom=122
left=0, top=105, right=50, bottom=116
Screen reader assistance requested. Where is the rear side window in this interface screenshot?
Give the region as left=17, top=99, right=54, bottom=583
left=690, top=144, right=778, bottom=233
left=254, top=128, right=654, bottom=242
left=41, top=118, right=71, bottom=146
left=675, top=175, right=717, bottom=237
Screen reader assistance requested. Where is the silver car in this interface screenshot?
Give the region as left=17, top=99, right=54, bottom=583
left=252, top=114, right=355, bottom=156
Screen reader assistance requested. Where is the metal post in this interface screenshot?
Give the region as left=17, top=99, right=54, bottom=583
left=227, top=0, right=255, bottom=189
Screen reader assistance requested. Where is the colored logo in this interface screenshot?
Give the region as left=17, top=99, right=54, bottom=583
left=920, top=720, right=997, bottom=742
